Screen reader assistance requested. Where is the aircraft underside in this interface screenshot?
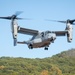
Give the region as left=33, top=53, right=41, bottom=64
left=28, top=39, right=51, bottom=50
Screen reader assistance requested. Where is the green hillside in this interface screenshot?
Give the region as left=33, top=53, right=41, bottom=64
left=0, top=48, right=75, bottom=75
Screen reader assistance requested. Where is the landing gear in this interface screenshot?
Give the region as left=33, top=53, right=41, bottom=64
left=44, top=45, right=49, bottom=50
left=28, top=44, right=33, bottom=49
left=44, top=47, right=48, bottom=50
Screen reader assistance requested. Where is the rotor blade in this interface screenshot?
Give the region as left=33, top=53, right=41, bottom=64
left=0, top=16, right=23, bottom=20
left=0, top=16, right=11, bottom=20
left=23, top=18, right=33, bottom=20
left=68, top=19, right=75, bottom=24
left=58, top=21, right=66, bottom=23
left=0, top=17, right=31, bottom=20
left=0, top=11, right=32, bottom=20
left=15, top=11, right=23, bottom=16
left=15, top=18, right=33, bottom=20
left=16, top=17, right=24, bottom=20
left=45, top=19, right=66, bottom=23
left=71, top=19, right=75, bottom=22
left=73, top=23, right=75, bottom=25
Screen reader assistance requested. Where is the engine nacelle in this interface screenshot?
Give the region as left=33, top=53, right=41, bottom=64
left=66, top=23, right=73, bottom=43
left=67, top=30, right=73, bottom=43
left=13, top=24, right=18, bottom=39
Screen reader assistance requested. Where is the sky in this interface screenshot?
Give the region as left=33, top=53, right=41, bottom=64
left=0, top=0, right=75, bottom=58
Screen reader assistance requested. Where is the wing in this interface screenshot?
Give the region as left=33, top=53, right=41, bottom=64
left=17, top=41, right=28, bottom=44
left=52, top=30, right=68, bottom=36
left=18, top=27, right=39, bottom=36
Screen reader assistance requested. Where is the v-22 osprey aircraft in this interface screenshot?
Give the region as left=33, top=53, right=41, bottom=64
left=0, top=11, right=74, bottom=50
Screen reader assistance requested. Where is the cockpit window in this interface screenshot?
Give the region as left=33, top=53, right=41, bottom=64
left=41, top=32, right=44, bottom=37
left=45, top=31, right=51, bottom=35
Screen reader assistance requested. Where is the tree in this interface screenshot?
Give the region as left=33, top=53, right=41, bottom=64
left=49, top=66, right=63, bottom=75
left=40, top=70, right=48, bottom=75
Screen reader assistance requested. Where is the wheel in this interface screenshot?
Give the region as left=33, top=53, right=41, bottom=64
left=44, top=47, right=48, bottom=50
left=28, top=44, right=33, bottom=49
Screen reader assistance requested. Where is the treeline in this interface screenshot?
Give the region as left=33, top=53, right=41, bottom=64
left=0, top=49, right=75, bottom=75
